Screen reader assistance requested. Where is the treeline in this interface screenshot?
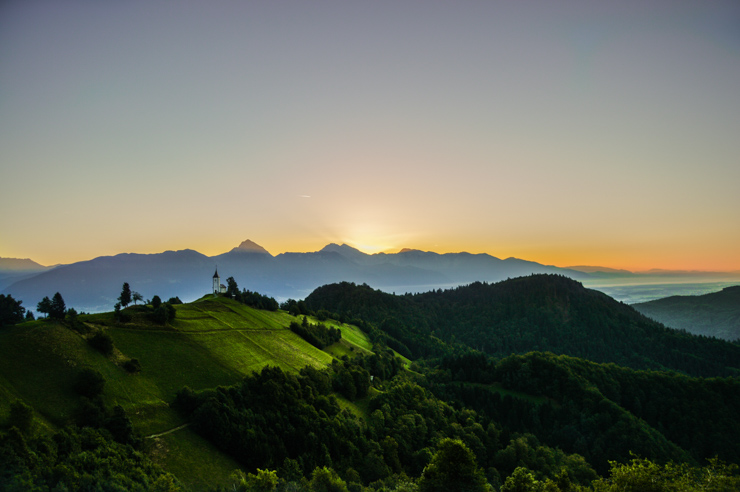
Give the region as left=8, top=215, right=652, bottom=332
left=305, top=275, right=740, bottom=377
left=429, top=351, right=740, bottom=474
left=224, top=276, right=279, bottom=311
left=290, top=316, right=341, bottom=349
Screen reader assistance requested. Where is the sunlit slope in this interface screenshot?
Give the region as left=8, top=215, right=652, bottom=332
left=0, top=295, right=373, bottom=434
left=0, top=296, right=375, bottom=489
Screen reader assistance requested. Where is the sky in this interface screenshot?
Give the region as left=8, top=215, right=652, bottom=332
left=1, top=1, right=739, bottom=271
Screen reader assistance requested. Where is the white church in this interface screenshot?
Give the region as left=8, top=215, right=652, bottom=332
left=212, top=269, right=227, bottom=294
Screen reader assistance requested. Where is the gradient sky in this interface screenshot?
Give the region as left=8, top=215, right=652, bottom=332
left=1, top=1, right=739, bottom=271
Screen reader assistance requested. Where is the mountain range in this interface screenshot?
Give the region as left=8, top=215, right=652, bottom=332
left=2, top=239, right=739, bottom=314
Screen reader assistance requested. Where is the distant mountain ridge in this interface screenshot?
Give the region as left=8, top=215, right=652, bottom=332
left=3, top=240, right=739, bottom=314
left=0, top=258, right=49, bottom=271
left=0, top=257, right=56, bottom=291
left=633, top=286, right=740, bottom=341
left=2, top=240, right=592, bottom=313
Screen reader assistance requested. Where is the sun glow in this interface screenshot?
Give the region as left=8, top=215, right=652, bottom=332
left=346, top=242, right=395, bottom=255
left=340, top=223, right=411, bottom=255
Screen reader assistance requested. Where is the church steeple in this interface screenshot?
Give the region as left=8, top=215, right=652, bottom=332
left=213, top=268, right=220, bottom=294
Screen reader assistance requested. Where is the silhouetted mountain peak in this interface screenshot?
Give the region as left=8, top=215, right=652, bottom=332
left=399, top=248, right=421, bottom=253
left=229, top=239, right=271, bottom=255
left=0, top=257, right=49, bottom=272
left=320, top=243, right=368, bottom=259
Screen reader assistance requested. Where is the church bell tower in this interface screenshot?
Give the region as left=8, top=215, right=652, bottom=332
left=213, top=268, right=220, bottom=295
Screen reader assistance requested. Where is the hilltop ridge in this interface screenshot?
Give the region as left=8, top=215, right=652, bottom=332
left=306, top=274, right=740, bottom=377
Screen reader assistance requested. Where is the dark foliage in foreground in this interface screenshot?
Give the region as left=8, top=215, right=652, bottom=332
left=0, top=426, right=179, bottom=491
left=0, top=294, right=25, bottom=327
left=175, top=362, right=596, bottom=490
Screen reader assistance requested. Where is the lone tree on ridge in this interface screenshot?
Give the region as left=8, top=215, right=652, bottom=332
left=119, top=282, right=132, bottom=308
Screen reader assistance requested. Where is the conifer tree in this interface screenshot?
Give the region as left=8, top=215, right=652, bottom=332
left=119, top=282, right=132, bottom=308
left=49, top=292, right=66, bottom=320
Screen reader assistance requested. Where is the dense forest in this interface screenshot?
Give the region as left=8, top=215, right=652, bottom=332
left=305, top=275, right=740, bottom=377
left=173, top=354, right=740, bottom=491
left=429, top=351, right=740, bottom=473
left=174, top=360, right=598, bottom=490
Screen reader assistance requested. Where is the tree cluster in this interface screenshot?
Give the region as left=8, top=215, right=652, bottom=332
left=0, top=294, right=25, bottom=328
left=114, top=283, right=177, bottom=325
left=290, top=316, right=341, bottom=349
left=174, top=363, right=595, bottom=491
left=225, top=276, right=279, bottom=311
left=36, top=292, right=66, bottom=320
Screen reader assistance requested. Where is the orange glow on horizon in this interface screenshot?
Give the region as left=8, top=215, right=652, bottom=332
left=4, top=236, right=738, bottom=274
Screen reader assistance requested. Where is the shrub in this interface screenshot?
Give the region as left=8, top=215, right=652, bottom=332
left=74, top=368, right=105, bottom=398
left=9, top=400, right=33, bottom=435
left=123, top=358, right=141, bottom=373
left=88, top=331, right=114, bottom=356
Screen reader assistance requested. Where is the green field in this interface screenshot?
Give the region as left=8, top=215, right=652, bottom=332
left=0, top=295, right=377, bottom=490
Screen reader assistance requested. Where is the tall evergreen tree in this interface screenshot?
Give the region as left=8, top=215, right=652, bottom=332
left=49, top=292, right=66, bottom=320
left=226, top=277, right=239, bottom=299
left=119, top=282, right=132, bottom=308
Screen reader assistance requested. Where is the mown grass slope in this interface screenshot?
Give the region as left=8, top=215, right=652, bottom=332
left=0, top=295, right=374, bottom=490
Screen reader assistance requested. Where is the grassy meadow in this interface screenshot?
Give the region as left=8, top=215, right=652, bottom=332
left=0, top=294, right=376, bottom=489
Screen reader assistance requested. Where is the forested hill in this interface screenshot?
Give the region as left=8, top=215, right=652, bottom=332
left=305, top=274, right=740, bottom=377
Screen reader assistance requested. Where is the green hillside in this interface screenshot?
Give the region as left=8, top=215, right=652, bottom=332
left=0, top=295, right=374, bottom=490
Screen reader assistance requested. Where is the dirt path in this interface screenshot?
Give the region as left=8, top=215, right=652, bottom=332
left=146, top=422, right=191, bottom=439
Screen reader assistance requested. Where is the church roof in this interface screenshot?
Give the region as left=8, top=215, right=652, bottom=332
left=213, top=269, right=219, bottom=278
